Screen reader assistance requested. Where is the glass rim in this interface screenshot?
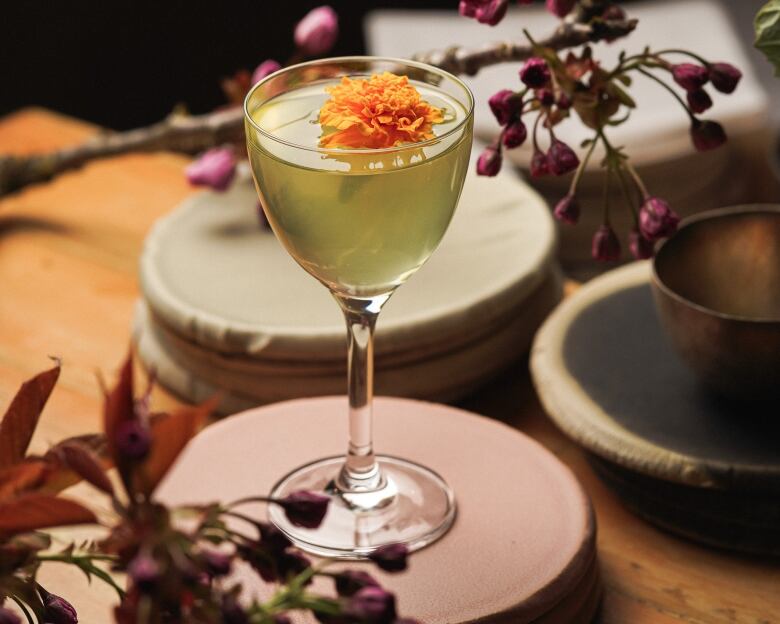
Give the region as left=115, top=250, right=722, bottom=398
left=243, top=55, right=475, bottom=156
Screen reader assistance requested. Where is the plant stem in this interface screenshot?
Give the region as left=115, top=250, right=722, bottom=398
left=569, top=135, right=598, bottom=194
left=636, top=67, right=695, bottom=121
left=608, top=53, right=667, bottom=79
left=222, top=509, right=264, bottom=527
left=10, top=596, right=35, bottom=624
left=226, top=496, right=273, bottom=509
left=532, top=113, right=544, bottom=151
left=616, top=166, right=639, bottom=225
left=655, top=48, right=709, bottom=65
left=602, top=163, right=612, bottom=225
left=624, top=160, right=649, bottom=199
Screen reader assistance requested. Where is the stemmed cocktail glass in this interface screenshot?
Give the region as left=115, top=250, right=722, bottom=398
left=244, top=57, right=474, bottom=557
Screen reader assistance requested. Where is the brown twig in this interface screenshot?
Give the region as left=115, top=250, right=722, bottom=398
left=413, top=14, right=637, bottom=75
left=0, top=15, right=635, bottom=199
left=0, top=108, right=244, bottom=196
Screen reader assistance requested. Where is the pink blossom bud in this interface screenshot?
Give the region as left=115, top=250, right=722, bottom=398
left=671, top=63, right=709, bottom=92
left=556, top=93, right=572, bottom=109
left=221, top=596, right=249, bottom=624
left=334, top=570, right=382, bottom=597
left=258, top=521, right=292, bottom=553
left=41, top=591, right=78, bottom=624
left=251, top=60, right=281, bottom=85
left=548, top=139, right=580, bottom=175
left=368, top=543, right=408, bottom=572
left=186, top=147, right=237, bottom=192
left=535, top=88, right=555, bottom=107
left=503, top=120, right=528, bottom=148
left=629, top=229, right=655, bottom=259
left=601, top=5, right=626, bottom=19
left=639, top=197, right=679, bottom=241
left=115, top=420, right=151, bottom=461
left=708, top=62, right=741, bottom=94
left=128, top=553, right=160, bottom=592
left=530, top=149, right=550, bottom=178
left=278, top=550, right=311, bottom=580
left=345, top=587, right=397, bottom=622
left=277, top=490, right=329, bottom=528
left=553, top=194, right=580, bottom=225
left=0, top=608, right=21, bottom=624
left=488, top=89, right=521, bottom=126
left=459, top=0, right=509, bottom=25
left=294, top=6, right=338, bottom=56
left=686, top=89, right=712, bottom=114
left=690, top=119, right=726, bottom=152
left=592, top=225, right=621, bottom=262
left=546, top=0, right=577, bottom=18
left=202, top=549, right=232, bottom=577
left=477, top=144, right=502, bottom=176
left=599, top=4, right=628, bottom=42
left=520, top=57, right=551, bottom=89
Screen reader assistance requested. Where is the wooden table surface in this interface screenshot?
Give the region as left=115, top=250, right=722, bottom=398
left=1, top=108, right=778, bottom=623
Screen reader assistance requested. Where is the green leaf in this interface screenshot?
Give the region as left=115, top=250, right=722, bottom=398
left=607, top=111, right=632, bottom=126
left=75, top=557, right=126, bottom=600
left=755, top=0, right=780, bottom=76
left=609, top=83, right=636, bottom=108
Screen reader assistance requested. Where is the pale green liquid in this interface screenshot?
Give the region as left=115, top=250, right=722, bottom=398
left=246, top=80, right=472, bottom=298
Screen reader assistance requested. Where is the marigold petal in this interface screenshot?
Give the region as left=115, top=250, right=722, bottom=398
left=318, top=72, right=445, bottom=149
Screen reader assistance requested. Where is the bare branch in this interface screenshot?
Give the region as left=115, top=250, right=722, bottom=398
left=412, top=16, right=637, bottom=75
left=0, top=17, right=636, bottom=199
left=0, top=108, right=244, bottom=196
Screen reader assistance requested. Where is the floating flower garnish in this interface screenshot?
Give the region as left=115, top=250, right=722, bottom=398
left=318, top=72, right=444, bottom=149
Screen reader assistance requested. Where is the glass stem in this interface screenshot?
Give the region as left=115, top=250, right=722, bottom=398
left=335, top=295, right=389, bottom=492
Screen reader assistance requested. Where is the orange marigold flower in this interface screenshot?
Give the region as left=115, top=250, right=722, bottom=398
left=319, top=72, right=444, bottom=149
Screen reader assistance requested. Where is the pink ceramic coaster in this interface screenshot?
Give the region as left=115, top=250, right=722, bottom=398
left=157, top=397, right=598, bottom=623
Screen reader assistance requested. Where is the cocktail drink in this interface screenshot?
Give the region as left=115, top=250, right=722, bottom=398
left=245, top=57, right=473, bottom=557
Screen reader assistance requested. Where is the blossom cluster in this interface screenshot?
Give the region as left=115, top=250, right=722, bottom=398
left=0, top=358, right=418, bottom=624
left=186, top=5, right=339, bottom=198
left=465, top=0, right=742, bottom=261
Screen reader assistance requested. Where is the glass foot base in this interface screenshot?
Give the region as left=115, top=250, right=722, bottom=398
left=268, top=455, right=456, bottom=558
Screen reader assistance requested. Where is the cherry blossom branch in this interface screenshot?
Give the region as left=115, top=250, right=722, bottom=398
left=0, top=14, right=636, bottom=199
left=413, top=13, right=637, bottom=75
left=0, top=108, right=245, bottom=196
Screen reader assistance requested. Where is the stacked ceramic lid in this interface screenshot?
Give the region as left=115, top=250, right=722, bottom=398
left=366, top=0, right=774, bottom=275
left=135, top=163, right=561, bottom=414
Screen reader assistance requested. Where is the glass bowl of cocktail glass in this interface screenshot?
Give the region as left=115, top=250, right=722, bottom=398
left=244, top=57, right=474, bottom=558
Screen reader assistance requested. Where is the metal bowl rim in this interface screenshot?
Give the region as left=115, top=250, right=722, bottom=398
left=652, top=204, right=780, bottom=324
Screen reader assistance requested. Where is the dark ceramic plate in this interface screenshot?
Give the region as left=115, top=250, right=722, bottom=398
left=530, top=262, right=780, bottom=553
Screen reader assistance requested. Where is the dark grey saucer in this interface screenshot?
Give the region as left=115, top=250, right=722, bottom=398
left=531, top=262, right=780, bottom=554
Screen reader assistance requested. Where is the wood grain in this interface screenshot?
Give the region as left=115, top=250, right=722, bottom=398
left=0, top=108, right=778, bottom=623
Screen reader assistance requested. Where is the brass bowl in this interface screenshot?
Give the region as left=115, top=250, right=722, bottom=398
left=651, top=205, right=780, bottom=401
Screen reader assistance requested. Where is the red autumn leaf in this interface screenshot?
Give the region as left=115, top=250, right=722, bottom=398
left=45, top=441, right=114, bottom=496
left=0, top=460, right=49, bottom=502
left=0, top=434, right=112, bottom=500
left=138, top=398, right=216, bottom=496
left=103, top=353, right=135, bottom=466
left=0, top=361, right=61, bottom=469
left=564, top=50, right=596, bottom=81
left=0, top=494, right=97, bottom=538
